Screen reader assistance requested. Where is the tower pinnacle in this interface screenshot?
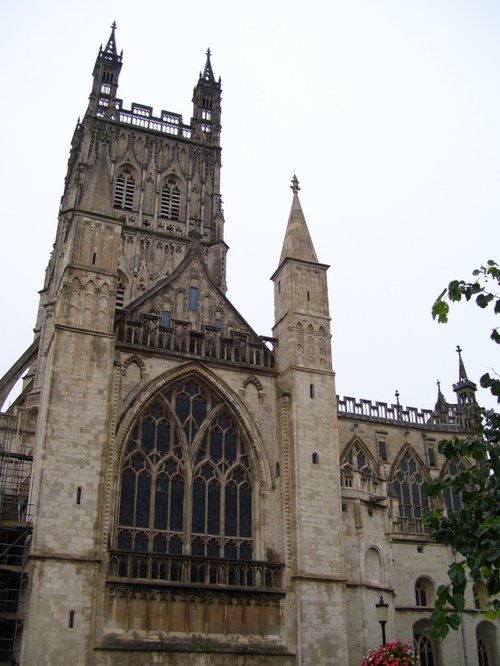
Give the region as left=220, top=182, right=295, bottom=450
left=102, top=22, right=119, bottom=59
left=453, top=345, right=477, bottom=412
left=87, top=24, right=123, bottom=118
left=278, top=176, right=318, bottom=265
left=200, top=47, right=216, bottom=83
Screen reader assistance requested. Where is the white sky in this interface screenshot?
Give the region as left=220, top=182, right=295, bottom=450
left=0, top=0, right=499, bottom=411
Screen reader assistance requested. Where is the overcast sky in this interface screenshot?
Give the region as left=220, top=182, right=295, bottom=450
left=0, top=0, right=499, bottom=410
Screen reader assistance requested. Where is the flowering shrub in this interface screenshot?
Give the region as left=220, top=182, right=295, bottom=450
left=361, top=640, right=418, bottom=665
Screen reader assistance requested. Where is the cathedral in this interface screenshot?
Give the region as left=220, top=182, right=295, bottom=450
left=0, top=25, right=498, bottom=666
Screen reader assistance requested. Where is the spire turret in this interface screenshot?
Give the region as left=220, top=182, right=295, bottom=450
left=200, top=48, right=216, bottom=84
left=87, top=22, right=123, bottom=118
left=278, top=176, right=318, bottom=266
left=453, top=345, right=477, bottom=408
left=192, top=49, right=221, bottom=145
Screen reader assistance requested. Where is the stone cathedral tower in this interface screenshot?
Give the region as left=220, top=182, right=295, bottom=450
left=0, top=25, right=498, bottom=666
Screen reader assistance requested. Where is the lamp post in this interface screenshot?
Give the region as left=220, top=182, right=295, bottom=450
left=375, top=595, right=389, bottom=645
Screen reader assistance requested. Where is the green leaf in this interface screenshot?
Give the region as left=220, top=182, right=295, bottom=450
left=432, top=299, right=449, bottom=323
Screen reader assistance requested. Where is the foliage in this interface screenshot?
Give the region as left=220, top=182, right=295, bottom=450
left=361, top=640, right=418, bottom=666
left=424, top=260, right=500, bottom=637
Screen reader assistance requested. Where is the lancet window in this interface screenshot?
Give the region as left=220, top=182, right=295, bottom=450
left=391, top=450, right=429, bottom=521
left=114, top=168, right=136, bottom=210
left=116, top=378, right=253, bottom=561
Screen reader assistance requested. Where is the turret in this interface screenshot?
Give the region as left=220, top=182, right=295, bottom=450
left=453, top=345, right=477, bottom=408
left=87, top=22, right=123, bottom=118
left=191, top=48, right=222, bottom=145
left=453, top=346, right=477, bottom=429
left=271, top=175, right=332, bottom=373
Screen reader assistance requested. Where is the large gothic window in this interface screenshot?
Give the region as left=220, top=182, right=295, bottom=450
left=391, top=450, right=429, bottom=522
left=116, top=378, right=253, bottom=562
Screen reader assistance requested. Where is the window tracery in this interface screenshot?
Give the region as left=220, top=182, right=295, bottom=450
left=477, top=637, right=490, bottom=666
left=391, top=450, right=429, bottom=521
left=116, top=378, right=253, bottom=563
left=414, top=633, right=436, bottom=666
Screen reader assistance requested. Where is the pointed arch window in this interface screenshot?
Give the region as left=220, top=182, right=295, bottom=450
left=340, top=439, right=378, bottom=493
left=391, top=450, right=429, bottom=526
left=160, top=179, right=181, bottom=221
left=114, top=168, right=135, bottom=211
left=116, top=378, right=254, bottom=564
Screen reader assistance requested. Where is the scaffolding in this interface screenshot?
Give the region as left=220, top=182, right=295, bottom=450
left=0, top=412, right=33, bottom=666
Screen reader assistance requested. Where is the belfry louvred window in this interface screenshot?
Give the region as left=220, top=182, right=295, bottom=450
left=160, top=181, right=181, bottom=220
left=116, top=378, right=253, bottom=562
left=114, top=169, right=135, bottom=210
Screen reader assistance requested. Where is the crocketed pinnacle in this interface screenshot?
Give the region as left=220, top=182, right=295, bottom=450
left=279, top=175, right=318, bottom=265
left=200, top=47, right=216, bottom=83
left=102, top=21, right=118, bottom=59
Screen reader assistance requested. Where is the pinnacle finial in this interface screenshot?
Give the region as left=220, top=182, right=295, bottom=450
left=111, top=20, right=117, bottom=31
left=395, top=389, right=400, bottom=406
left=290, top=174, right=300, bottom=195
left=456, top=344, right=469, bottom=382
left=206, top=47, right=211, bottom=58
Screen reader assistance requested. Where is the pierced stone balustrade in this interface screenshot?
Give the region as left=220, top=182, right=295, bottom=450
left=115, top=319, right=276, bottom=370
left=108, top=551, right=284, bottom=592
left=394, top=517, right=430, bottom=536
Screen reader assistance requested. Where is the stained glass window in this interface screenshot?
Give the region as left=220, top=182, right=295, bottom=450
left=116, top=379, right=253, bottom=563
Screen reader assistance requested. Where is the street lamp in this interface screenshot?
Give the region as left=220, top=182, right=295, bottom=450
left=375, top=595, right=389, bottom=645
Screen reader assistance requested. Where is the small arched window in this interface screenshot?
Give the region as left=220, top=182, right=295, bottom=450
left=114, top=167, right=136, bottom=211
left=476, top=621, right=497, bottom=666
left=160, top=179, right=181, bottom=220
left=415, top=578, right=434, bottom=607
left=312, top=452, right=319, bottom=465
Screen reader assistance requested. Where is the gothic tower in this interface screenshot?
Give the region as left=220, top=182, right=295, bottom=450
left=14, top=26, right=289, bottom=666
left=271, top=176, right=348, bottom=664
